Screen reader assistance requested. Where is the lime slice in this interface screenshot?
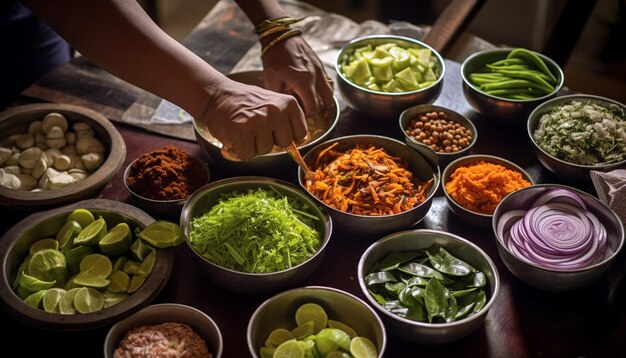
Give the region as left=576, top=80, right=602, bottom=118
left=122, top=260, right=141, bottom=276
left=259, top=347, right=275, bottom=358
left=295, top=303, right=328, bottom=334
left=24, top=290, right=47, bottom=308
left=349, top=337, right=377, bottom=358
left=130, top=238, right=152, bottom=261
left=27, top=249, right=67, bottom=285
left=103, top=291, right=128, bottom=309
left=325, top=351, right=351, bottom=358
left=317, top=328, right=350, bottom=352
left=72, top=272, right=110, bottom=288
left=18, top=270, right=56, bottom=292
left=112, top=256, right=127, bottom=272
left=63, top=245, right=93, bottom=273
left=127, top=275, right=145, bottom=293
left=265, top=328, right=294, bottom=349
left=137, top=220, right=185, bottom=248
left=74, top=217, right=107, bottom=246
left=17, top=286, right=32, bottom=300
left=290, top=321, right=314, bottom=340
left=56, top=220, right=82, bottom=250
left=29, top=238, right=59, bottom=255
left=59, top=287, right=80, bottom=315
left=273, top=339, right=304, bottom=358
left=138, top=250, right=155, bottom=278
left=65, top=208, right=94, bottom=228
left=98, top=223, right=132, bottom=256
left=42, top=288, right=67, bottom=313
left=79, top=253, right=113, bottom=277
left=107, top=271, right=130, bottom=293
left=64, top=273, right=80, bottom=291
left=328, top=319, right=358, bottom=338
left=13, top=258, right=31, bottom=290
left=73, top=287, right=104, bottom=314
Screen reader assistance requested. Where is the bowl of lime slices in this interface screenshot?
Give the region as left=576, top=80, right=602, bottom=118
left=0, top=199, right=176, bottom=330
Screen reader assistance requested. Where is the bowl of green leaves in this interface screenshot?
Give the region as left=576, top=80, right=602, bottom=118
left=180, top=176, right=332, bottom=294
left=358, top=229, right=500, bottom=344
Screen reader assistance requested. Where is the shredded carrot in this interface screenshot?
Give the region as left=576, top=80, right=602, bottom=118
left=305, top=144, right=432, bottom=216
left=445, top=161, right=531, bottom=215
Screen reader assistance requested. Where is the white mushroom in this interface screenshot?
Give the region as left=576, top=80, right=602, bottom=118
left=7, top=134, right=21, bottom=146
left=35, top=142, right=48, bottom=150
left=18, top=147, right=43, bottom=169
left=0, top=147, right=11, bottom=166
left=28, top=120, right=43, bottom=135
left=3, top=166, right=21, bottom=175
left=46, top=126, right=65, bottom=139
left=45, top=148, right=62, bottom=160
left=32, top=158, right=48, bottom=179
left=6, top=153, right=20, bottom=166
left=21, top=168, right=32, bottom=176
left=31, top=188, right=43, bottom=192
left=73, top=122, right=94, bottom=137
left=0, top=170, right=20, bottom=190
left=49, top=173, right=76, bottom=189
left=66, top=132, right=76, bottom=145
left=16, top=174, right=37, bottom=190
left=42, top=112, right=68, bottom=133
left=35, top=132, right=46, bottom=145
left=45, top=137, right=66, bottom=149
left=81, top=152, right=104, bottom=172
left=61, top=145, right=79, bottom=156
left=16, top=134, right=35, bottom=149
left=53, top=155, right=72, bottom=171
left=67, top=154, right=85, bottom=170
left=41, top=152, right=54, bottom=167
left=68, top=168, right=88, bottom=181
left=76, top=136, right=105, bottom=155
left=38, top=171, right=49, bottom=190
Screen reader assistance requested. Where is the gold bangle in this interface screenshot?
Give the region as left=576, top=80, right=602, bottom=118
left=261, top=29, right=302, bottom=56
left=254, top=16, right=305, bottom=34
left=258, top=25, right=289, bottom=40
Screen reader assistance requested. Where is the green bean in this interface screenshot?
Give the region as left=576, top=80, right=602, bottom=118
left=486, top=58, right=525, bottom=67
left=485, top=64, right=532, bottom=71
left=480, top=79, right=552, bottom=93
left=510, top=94, right=535, bottom=100
left=489, top=69, right=556, bottom=89
left=490, top=68, right=555, bottom=84
left=507, top=48, right=557, bottom=83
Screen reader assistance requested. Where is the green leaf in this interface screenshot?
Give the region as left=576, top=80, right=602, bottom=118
left=426, top=244, right=475, bottom=277
left=397, top=262, right=446, bottom=280
left=424, top=278, right=449, bottom=323
left=373, top=251, right=424, bottom=271
left=384, top=281, right=406, bottom=297
left=365, top=271, right=397, bottom=287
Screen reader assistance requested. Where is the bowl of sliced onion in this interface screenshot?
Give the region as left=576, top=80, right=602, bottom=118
left=492, top=184, right=624, bottom=291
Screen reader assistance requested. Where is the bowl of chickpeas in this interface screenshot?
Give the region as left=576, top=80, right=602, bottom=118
left=400, top=104, right=477, bottom=165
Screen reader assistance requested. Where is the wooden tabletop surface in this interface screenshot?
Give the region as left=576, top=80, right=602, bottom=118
left=2, top=1, right=625, bottom=357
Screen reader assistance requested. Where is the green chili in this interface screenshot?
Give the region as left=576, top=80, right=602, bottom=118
left=507, top=48, right=557, bottom=83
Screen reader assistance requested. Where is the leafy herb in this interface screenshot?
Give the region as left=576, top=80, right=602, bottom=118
left=365, top=244, right=488, bottom=324
left=189, top=187, right=321, bottom=273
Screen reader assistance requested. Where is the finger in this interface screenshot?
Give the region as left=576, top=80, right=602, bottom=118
left=316, top=73, right=336, bottom=110
left=288, top=100, right=308, bottom=142
left=291, top=85, right=322, bottom=116
left=254, top=131, right=274, bottom=156
left=231, top=137, right=256, bottom=161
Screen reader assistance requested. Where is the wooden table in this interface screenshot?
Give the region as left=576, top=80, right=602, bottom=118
left=2, top=1, right=625, bottom=357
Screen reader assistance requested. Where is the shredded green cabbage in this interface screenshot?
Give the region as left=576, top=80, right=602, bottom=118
left=189, top=187, right=321, bottom=273
left=533, top=100, right=626, bottom=165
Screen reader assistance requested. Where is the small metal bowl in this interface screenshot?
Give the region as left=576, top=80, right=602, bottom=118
left=358, top=229, right=500, bottom=344
left=399, top=104, right=478, bottom=166
left=0, top=199, right=173, bottom=330
left=180, top=177, right=332, bottom=295
left=492, top=184, right=625, bottom=292
left=104, top=303, right=223, bottom=358
left=192, top=71, right=340, bottom=176
left=527, top=94, right=626, bottom=182
left=298, top=134, right=440, bottom=238
left=442, top=154, right=535, bottom=227
left=335, top=35, right=445, bottom=119
left=247, top=286, right=387, bottom=358
left=461, top=48, right=564, bottom=123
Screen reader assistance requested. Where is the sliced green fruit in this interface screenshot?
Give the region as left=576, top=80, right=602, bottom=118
left=290, top=320, right=315, bottom=340
left=13, top=258, right=30, bottom=290
left=395, top=67, right=418, bottom=91
left=24, top=290, right=47, bottom=308
left=137, top=220, right=185, bottom=248
left=138, top=250, right=155, bottom=278
left=73, top=287, right=104, bottom=314
left=74, top=217, right=107, bottom=246
left=107, top=271, right=130, bottom=293
left=58, top=287, right=80, bottom=315
left=349, top=337, right=377, bottom=358
left=64, top=273, right=80, bottom=291
left=317, top=328, right=350, bottom=352
left=42, top=288, right=66, bottom=313
left=79, top=253, right=113, bottom=277
left=18, top=270, right=56, bottom=293
left=295, top=303, right=327, bottom=334
left=17, top=286, right=31, bottom=300
left=63, top=245, right=93, bottom=273
left=265, top=328, right=294, bottom=349
left=112, top=256, right=127, bottom=272
left=98, top=222, right=132, bottom=256
left=56, top=220, right=82, bottom=250
left=129, top=238, right=152, bottom=261
left=103, top=291, right=128, bottom=309
left=27, top=249, right=67, bottom=285
left=259, top=347, right=275, bottom=358
left=29, top=238, right=59, bottom=255
left=273, top=339, right=304, bottom=358
left=127, top=275, right=145, bottom=293
left=65, top=208, right=94, bottom=228
left=328, top=319, right=358, bottom=338
left=122, top=260, right=141, bottom=276
left=72, top=272, right=110, bottom=288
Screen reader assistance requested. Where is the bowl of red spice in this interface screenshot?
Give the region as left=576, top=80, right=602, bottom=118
left=124, top=146, right=210, bottom=214
left=442, top=154, right=534, bottom=227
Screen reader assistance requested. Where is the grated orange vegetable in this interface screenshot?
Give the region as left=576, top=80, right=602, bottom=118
left=305, top=144, right=432, bottom=216
left=445, top=161, right=531, bottom=215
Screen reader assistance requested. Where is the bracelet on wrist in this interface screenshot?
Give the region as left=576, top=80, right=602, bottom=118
left=261, top=28, right=302, bottom=56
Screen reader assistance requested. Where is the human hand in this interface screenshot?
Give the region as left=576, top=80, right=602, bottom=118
left=261, top=34, right=334, bottom=116
left=200, top=78, right=307, bottom=161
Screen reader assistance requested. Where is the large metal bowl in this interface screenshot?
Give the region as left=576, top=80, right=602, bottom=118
left=335, top=35, right=445, bottom=119
left=357, top=229, right=500, bottom=344
left=104, top=303, right=223, bottom=358
left=492, top=184, right=625, bottom=292
left=247, top=286, right=386, bottom=358
left=527, top=94, right=626, bottom=182
left=461, top=48, right=564, bottom=124
left=180, top=177, right=332, bottom=294
left=0, top=199, right=174, bottom=330
left=192, top=71, right=340, bottom=176
left=297, top=134, right=440, bottom=238
left=442, top=154, right=535, bottom=227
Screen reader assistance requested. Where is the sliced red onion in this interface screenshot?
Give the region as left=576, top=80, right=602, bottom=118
left=500, top=188, right=608, bottom=270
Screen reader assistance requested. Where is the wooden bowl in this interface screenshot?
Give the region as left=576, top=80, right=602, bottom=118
left=0, top=103, right=126, bottom=210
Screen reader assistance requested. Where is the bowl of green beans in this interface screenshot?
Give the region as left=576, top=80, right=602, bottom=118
left=461, top=48, right=564, bottom=123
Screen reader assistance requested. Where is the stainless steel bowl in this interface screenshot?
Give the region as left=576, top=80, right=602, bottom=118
left=357, top=229, right=500, bottom=344
left=461, top=48, right=564, bottom=123
left=527, top=94, right=626, bottom=182
left=180, top=177, right=332, bottom=294
left=442, top=154, right=535, bottom=227
left=399, top=104, right=478, bottom=166
left=104, top=303, right=223, bottom=358
left=192, top=71, right=340, bottom=176
left=0, top=199, right=173, bottom=330
left=335, top=35, right=445, bottom=119
left=492, top=184, right=625, bottom=292
left=247, top=286, right=387, bottom=358
left=297, top=134, right=440, bottom=237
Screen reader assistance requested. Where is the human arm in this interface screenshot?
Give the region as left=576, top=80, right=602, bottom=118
left=21, top=0, right=307, bottom=160
left=233, top=0, right=334, bottom=116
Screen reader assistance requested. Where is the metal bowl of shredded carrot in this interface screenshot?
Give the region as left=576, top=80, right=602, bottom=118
left=298, top=134, right=439, bottom=237
left=442, top=154, right=534, bottom=227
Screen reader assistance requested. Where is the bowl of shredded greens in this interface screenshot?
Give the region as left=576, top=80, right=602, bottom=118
left=528, top=94, right=626, bottom=182
left=179, top=176, right=332, bottom=294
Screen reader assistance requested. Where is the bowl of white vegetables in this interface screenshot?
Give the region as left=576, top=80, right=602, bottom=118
left=528, top=94, right=626, bottom=182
